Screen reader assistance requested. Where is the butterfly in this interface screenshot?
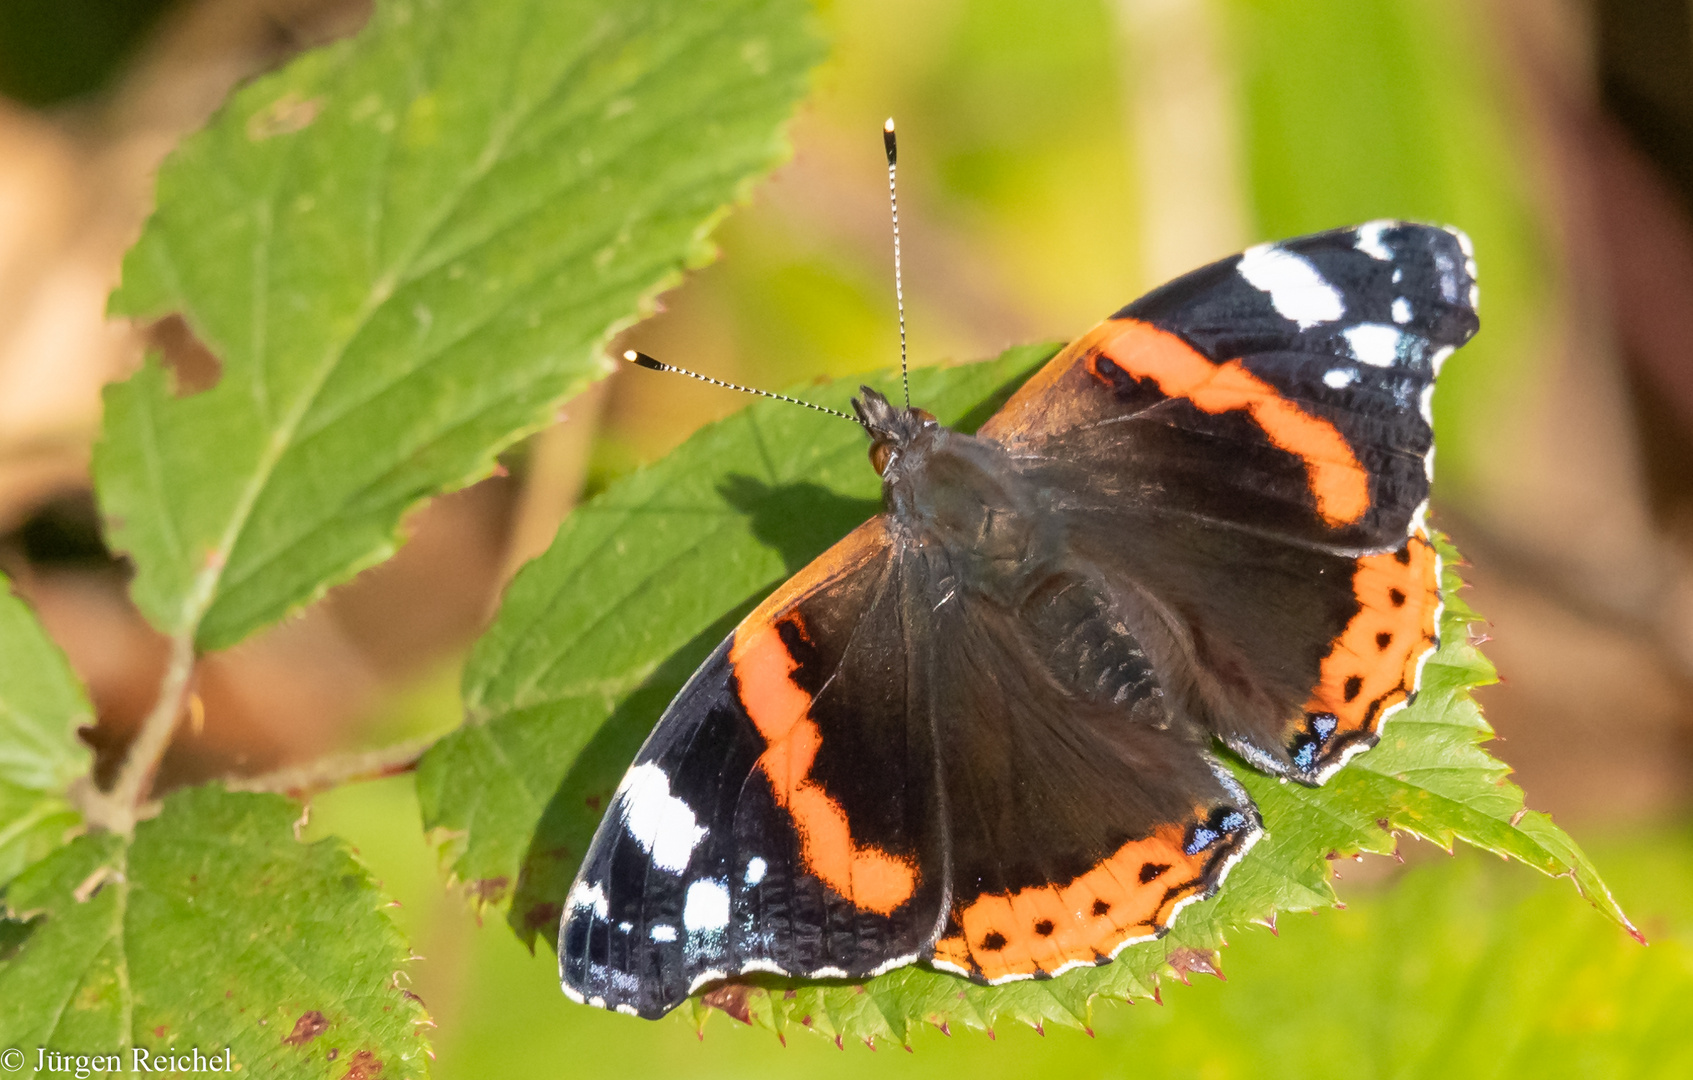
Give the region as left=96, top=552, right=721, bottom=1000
left=559, top=220, right=1479, bottom=1018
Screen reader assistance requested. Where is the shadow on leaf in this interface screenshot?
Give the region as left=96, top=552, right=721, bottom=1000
left=506, top=477, right=882, bottom=950
left=716, top=474, right=881, bottom=574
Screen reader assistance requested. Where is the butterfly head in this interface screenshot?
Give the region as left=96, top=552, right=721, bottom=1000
left=853, top=386, right=938, bottom=476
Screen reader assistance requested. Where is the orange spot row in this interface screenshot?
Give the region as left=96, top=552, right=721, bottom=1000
left=1303, top=531, right=1440, bottom=735
left=931, top=826, right=1210, bottom=983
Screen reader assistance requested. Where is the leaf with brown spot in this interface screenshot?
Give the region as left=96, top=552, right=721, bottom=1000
left=282, top=1010, right=329, bottom=1046
left=0, top=787, right=428, bottom=1077
left=465, top=877, right=510, bottom=910
left=96, top=0, right=827, bottom=654
left=1165, top=948, right=1224, bottom=983
left=700, top=984, right=756, bottom=1026
left=341, top=1049, right=384, bottom=1080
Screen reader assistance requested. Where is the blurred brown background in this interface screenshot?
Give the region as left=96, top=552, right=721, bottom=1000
left=0, top=0, right=1689, bottom=832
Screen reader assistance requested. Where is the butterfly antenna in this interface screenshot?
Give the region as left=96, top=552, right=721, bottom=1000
left=622, top=351, right=864, bottom=426
left=884, top=117, right=909, bottom=409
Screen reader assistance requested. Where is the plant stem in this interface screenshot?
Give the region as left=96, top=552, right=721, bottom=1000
left=224, top=736, right=435, bottom=799
left=98, top=630, right=196, bottom=833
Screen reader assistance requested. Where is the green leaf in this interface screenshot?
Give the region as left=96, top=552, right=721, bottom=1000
left=420, top=349, right=1631, bottom=1044
left=0, top=785, right=428, bottom=1078
left=95, top=0, right=824, bottom=652
left=0, top=575, right=92, bottom=890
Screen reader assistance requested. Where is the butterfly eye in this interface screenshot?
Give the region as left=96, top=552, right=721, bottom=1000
left=869, top=440, right=894, bottom=474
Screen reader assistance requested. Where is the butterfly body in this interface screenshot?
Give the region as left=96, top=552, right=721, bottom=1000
left=860, top=391, right=1065, bottom=607
left=561, top=222, right=1478, bottom=1018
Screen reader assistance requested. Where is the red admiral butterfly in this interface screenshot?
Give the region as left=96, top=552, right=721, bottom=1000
left=559, top=127, right=1479, bottom=1018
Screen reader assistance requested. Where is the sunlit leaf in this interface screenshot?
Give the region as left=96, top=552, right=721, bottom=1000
left=96, top=0, right=824, bottom=652
left=0, top=786, right=428, bottom=1077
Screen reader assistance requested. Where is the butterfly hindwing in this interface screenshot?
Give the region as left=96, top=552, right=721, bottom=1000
left=903, top=552, right=1260, bottom=983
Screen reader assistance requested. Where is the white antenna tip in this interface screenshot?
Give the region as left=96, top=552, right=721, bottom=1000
left=622, top=350, right=638, bottom=361
left=884, top=117, right=895, bottom=132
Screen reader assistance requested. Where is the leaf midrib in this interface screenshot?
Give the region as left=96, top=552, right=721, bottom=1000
left=171, top=1, right=679, bottom=643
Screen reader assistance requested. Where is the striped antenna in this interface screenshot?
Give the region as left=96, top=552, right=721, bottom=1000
left=884, top=118, right=909, bottom=409
left=622, top=351, right=863, bottom=425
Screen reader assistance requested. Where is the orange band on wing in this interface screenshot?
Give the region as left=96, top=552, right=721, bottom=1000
left=730, top=600, right=918, bottom=916
left=930, top=826, right=1213, bottom=983
left=1303, top=530, right=1440, bottom=734
left=1089, top=320, right=1370, bottom=527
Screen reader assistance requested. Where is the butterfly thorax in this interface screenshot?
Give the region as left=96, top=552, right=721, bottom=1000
left=854, top=386, right=1065, bottom=607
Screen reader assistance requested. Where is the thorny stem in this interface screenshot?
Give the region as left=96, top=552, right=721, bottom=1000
left=77, top=630, right=433, bottom=832
left=225, top=736, right=434, bottom=799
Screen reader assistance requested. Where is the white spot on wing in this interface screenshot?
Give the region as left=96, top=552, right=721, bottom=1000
left=1343, top=323, right=1403, bottom=367
left=1391, top=297, right=1412, bottom=324
left=1106, top=930, right=1161, bottom=959
left=686, top=969, right=728, bottom=994
left=616, top=762, right=706, bottom=873
left=869, top=952, right=921, bottom=977
left=650, top=924, right=677, bottom=943
left=1323, top=368, right=1356, bottom=389
left=568, top=880, right=608, bottom=919
left=738, top=959, right=789, bottom=976
left=1435, top=252, right=1461, bottom=302
left=1419, top=383, right=1436, bottom=424
left=683, top=879, right=730, bottom=932
left=985, top=970, right=1039, bottom=985
left=744, top=857, right=766, bottom=886
left=615, top=1003, right=638, bottom=1016
left=1237, top=244, right=1345, bottom=328
left=1047, top=958, right=1096, bottom=978
left=1447, top=224, right=1475, bottom=257
left=1430, top=345, right=1454, bottom=374
left=1355, top=220, right=1394, bottom=260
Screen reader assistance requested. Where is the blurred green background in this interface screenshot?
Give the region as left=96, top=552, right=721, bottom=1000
left=3, top=0, right=1692, bottom=1074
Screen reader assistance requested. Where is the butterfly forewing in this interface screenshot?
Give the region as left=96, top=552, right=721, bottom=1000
left=560, top=520, right=949, bottom=1017
left=978, top=221, right=1471, bottom=782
